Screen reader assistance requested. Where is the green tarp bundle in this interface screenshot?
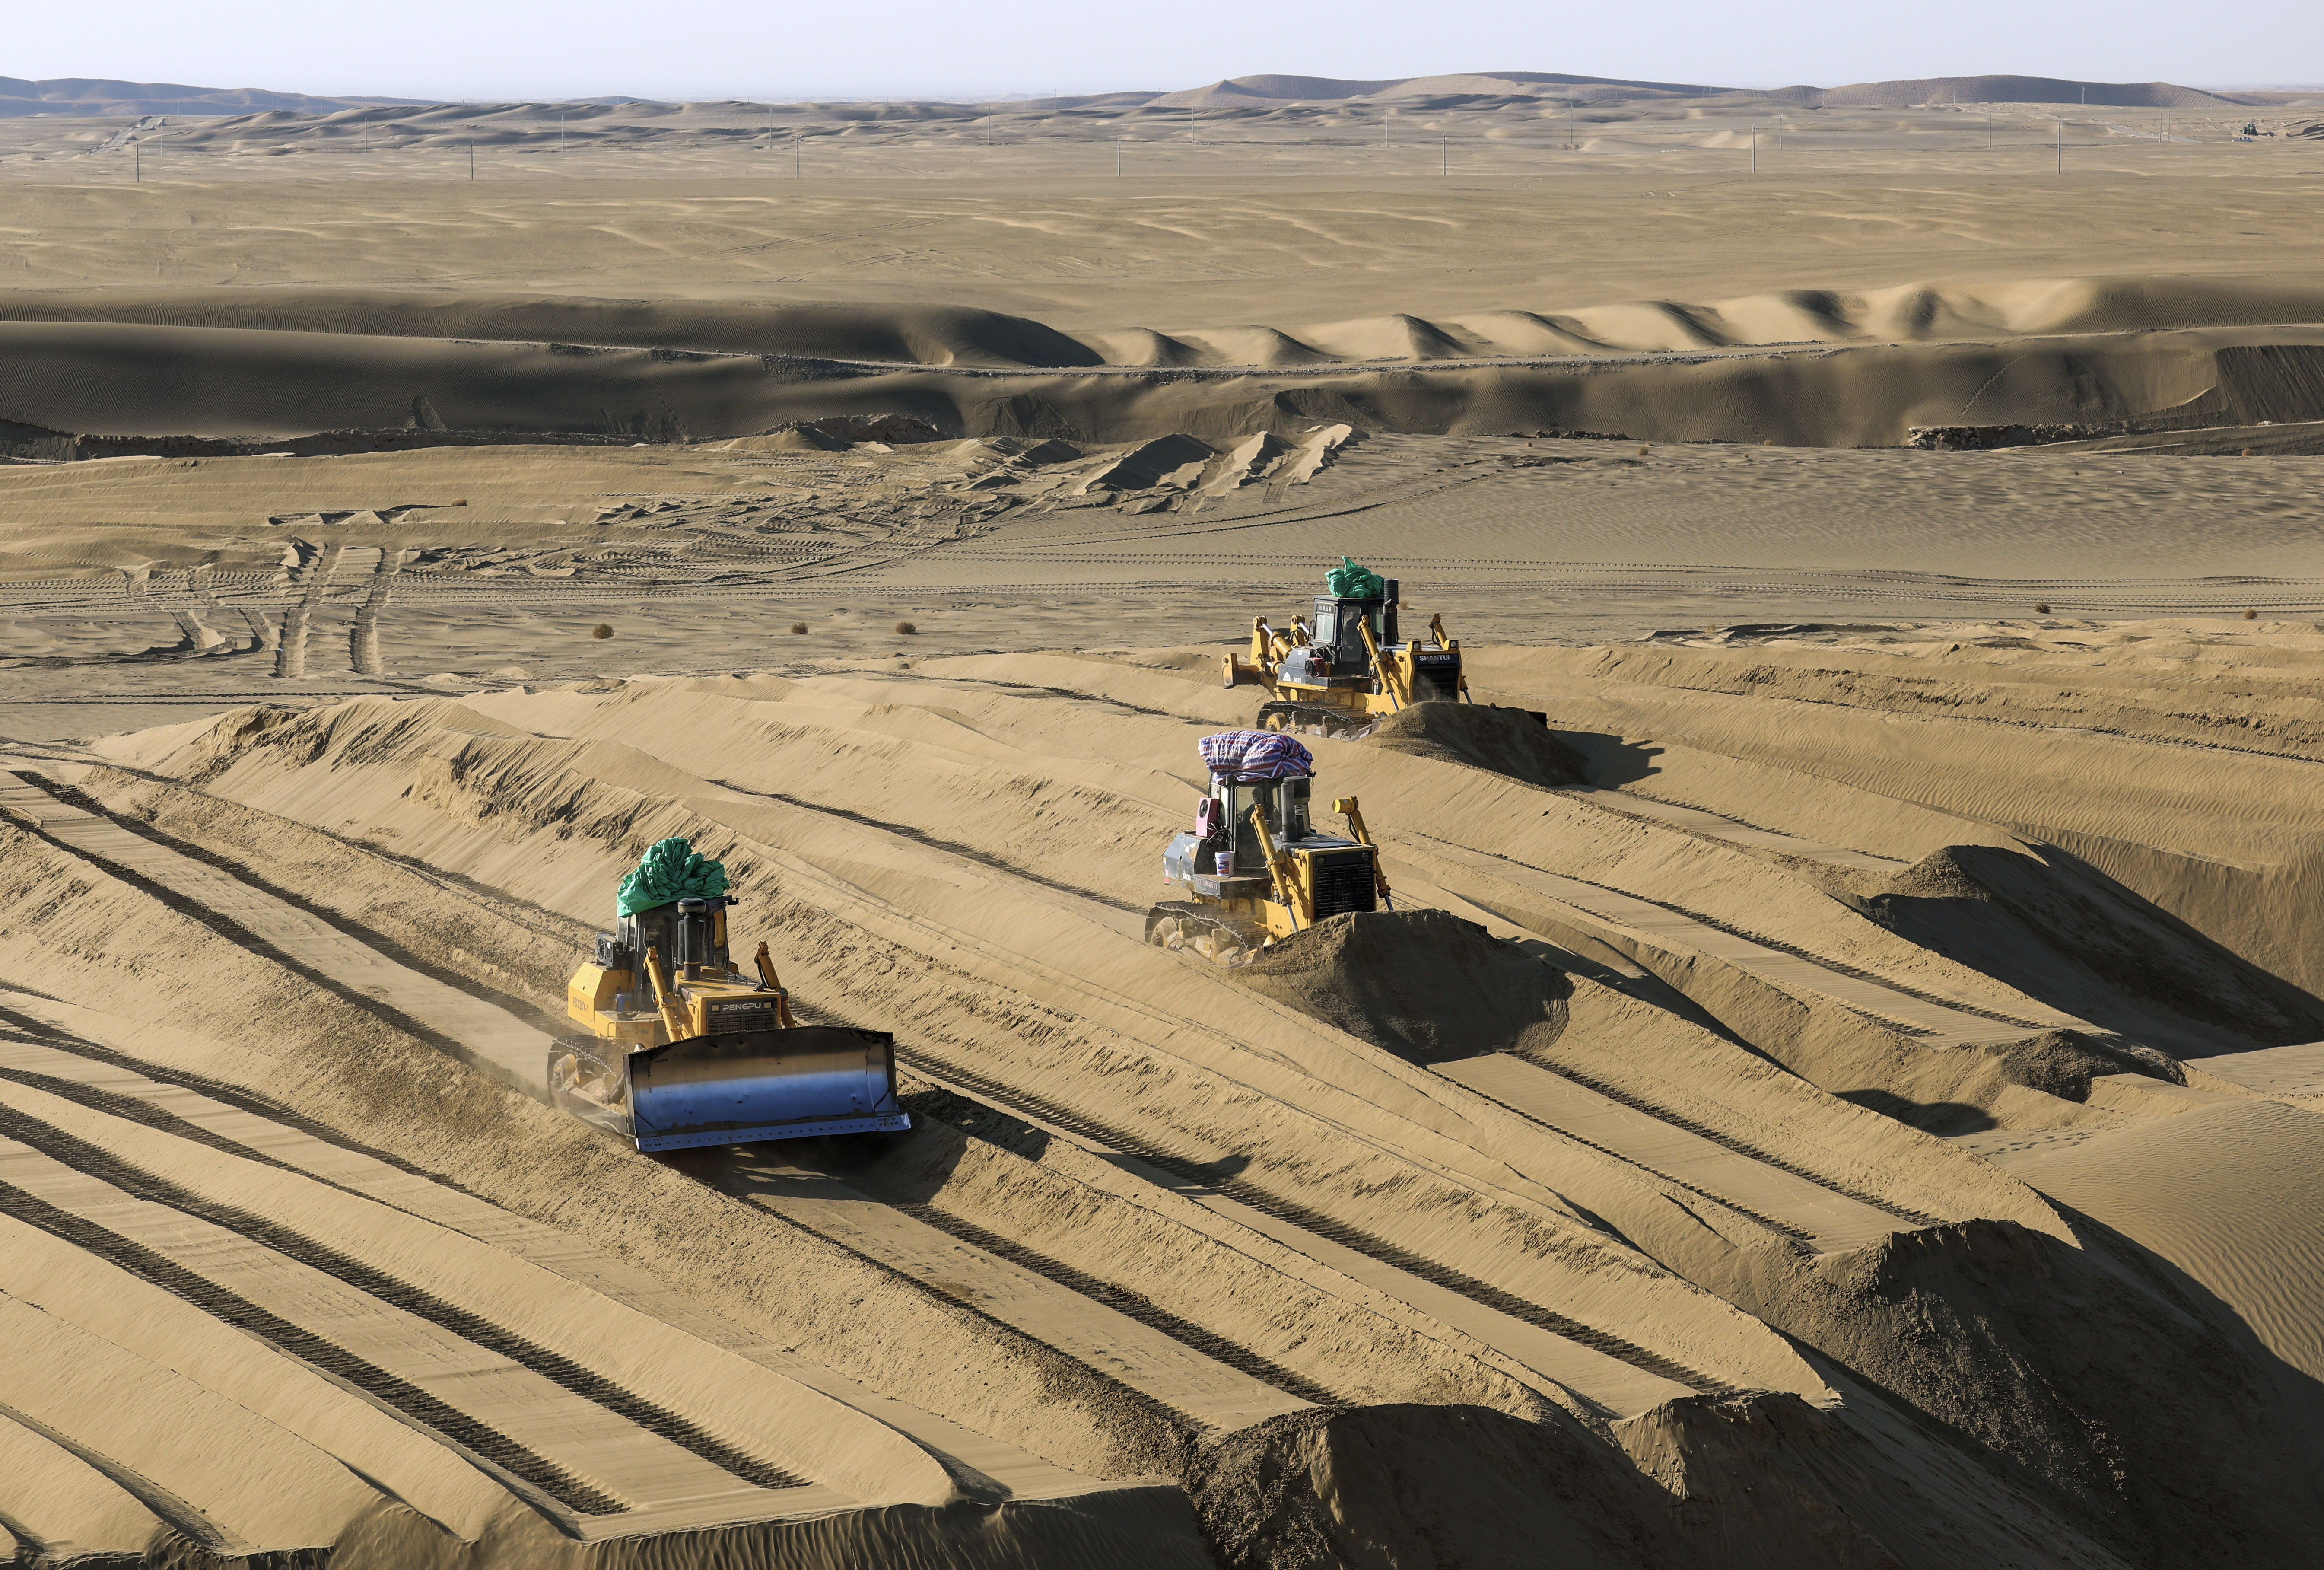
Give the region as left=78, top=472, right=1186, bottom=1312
left=1327, top=556, right=1385, bottom=600
left=617, top=836, right=730, bottom=916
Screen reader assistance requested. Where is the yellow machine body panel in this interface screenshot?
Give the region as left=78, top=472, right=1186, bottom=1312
left=567, top=963, right=661, bottom=1048
left=567, top=962, right=780, bottom=1048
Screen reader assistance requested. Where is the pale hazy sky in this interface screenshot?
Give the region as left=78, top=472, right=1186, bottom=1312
left=13, top=0, right=2318, bottom=102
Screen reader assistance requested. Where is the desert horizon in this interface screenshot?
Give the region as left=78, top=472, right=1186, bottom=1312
left=3, top=42, right=2324, bottom=1570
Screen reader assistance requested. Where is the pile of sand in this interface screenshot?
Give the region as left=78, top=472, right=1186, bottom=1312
left=1362, top=702, right=1587, bottom=787
left=1233, top=909, right=1570, bottom=1065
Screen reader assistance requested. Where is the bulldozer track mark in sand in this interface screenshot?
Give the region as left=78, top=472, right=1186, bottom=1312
left=7, top=773, right=567, bottom=1033
left=0, top=1173, right=628, bottom=1518
left=710, top=1175, right=1211, bottom=1439
left=708, top=780, right=1149, bottom=914
left=270, top=538, right=340, bottom=681
left=1547, top=866, right=2058, bottom=1034
left=0, top=1058, right=327, bottom=1187
left=1436, top=835, right=2057, bottom=1038
left=1431, top=1075, right=1819, bottom=1245
left=0, top=793, right=501, bottom=1073
left=1519, top=1057, right=1945, bottom=1229
left=888, top=1201, right=1352, bottom=1410
left=0, top=1010, right=469, bottom=1194
left=0, top=1101, right=813, bottom=1494
left=898, top=1054, right=1739, bottom=1398
left=0, top=1049, right=511, bottom=1242
left=349, top=545, right=404, bottom=678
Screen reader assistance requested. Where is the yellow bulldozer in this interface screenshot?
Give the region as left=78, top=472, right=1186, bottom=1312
left=1222, top=558, right=1468, bottom=737
left=554, top=837, right=909, bottom=1151
left=1146, top=729, right=1392, bottom=963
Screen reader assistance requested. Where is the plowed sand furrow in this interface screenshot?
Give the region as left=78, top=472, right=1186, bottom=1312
left=705, top=1159, right=1314, bottom=1431
left=0, top=1410, right=166, bottom=1562
left=0, top=1003, right=1132, bottom=1509
left=0, top=1207, right=512, bottom=1540
left=0, top=1287, right=385, bottom=1553
left=0, top=1074, right=957, bottom=1512
left=0, top=1131, right=785, bottom=1522
left=1551, top=784, right=1910, bottom=872
left=849, top=1083, right=1594, bottom=1420
left=903, top=1055, right=1703, bottom=1417
left=1434, top=1054, right=1908, bottom=1250
left=1400, top=832, right=2075, bottom=1043
left=887, top=1200, right=1352, bottom=1409
left=0, top=770, right=562, bottom=1092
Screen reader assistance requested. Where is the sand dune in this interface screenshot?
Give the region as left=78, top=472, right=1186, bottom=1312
left=0, top=310, right=2321, bottom=451
left=9, top=272, right=2321, bottom=366
left=0, top=76, right=416, bottom=118
left=0, top=272, right=2320, bottom=452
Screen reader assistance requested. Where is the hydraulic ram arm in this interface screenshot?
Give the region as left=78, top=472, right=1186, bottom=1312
left=642, top=945, right=690, bottom=1045
left=1247, top=804, right=1307, bottom=927
left=753, top=940, right=798, bottom=1028
left=1357, top=616, right=1409, bottom=710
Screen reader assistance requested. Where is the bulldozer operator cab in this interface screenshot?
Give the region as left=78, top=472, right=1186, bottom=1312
left=1198, top=774, right=1314, bottom=876
left=612, top=895, right=730, bottom=981
left=1281, top=589, right=1396, bottom=686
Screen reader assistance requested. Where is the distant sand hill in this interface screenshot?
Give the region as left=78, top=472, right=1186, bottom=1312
left=0, top=69, right=2291, bottom=120
left=0, top=76, right=420, bottom=118
left=1072, top=70, right=2269, bottom=111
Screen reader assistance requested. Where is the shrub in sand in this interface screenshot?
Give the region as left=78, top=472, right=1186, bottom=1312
left=2246, top=608, right=2260, bottom=620
left=590, top=624, right=613, bottom=639
left=789, top=623, right=808, bottom=635
left=894, top=621, right=918, bottom=635
left=2034, top=602, right=2051, bottom=615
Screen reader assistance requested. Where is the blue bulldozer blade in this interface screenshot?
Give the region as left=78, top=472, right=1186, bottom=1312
left=553, top=1025, right=911, bottom=1152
